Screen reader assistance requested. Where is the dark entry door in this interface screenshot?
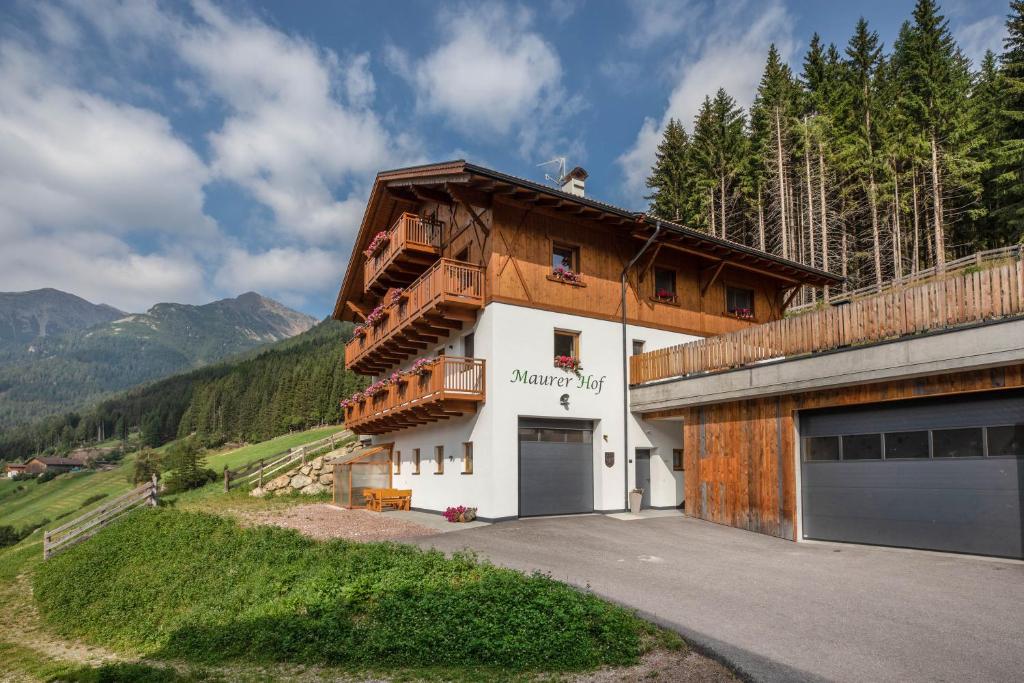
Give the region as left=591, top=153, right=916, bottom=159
left=518, top=418, right=594, bottom=517
left=800, top=391, right=1024, bottom=559
left=635, top=449, right=652, bottom=508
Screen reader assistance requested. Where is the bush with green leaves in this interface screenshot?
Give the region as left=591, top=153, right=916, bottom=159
left=131, top=448, right=162, bottom=485
left=34, top=510, right=644, bottom=671
left=36, top=470, right=58, bottom=484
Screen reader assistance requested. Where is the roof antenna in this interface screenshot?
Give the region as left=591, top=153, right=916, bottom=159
left=537, top=157, right=567, bottom=186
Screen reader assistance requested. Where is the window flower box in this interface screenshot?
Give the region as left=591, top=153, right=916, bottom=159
left=652, top=288, right=677, bottom=304
left=726, top=308, right=755, bottom=320
left=550, top=265, right=583, bottom=286
left=554, top=355, right=582, bottom=375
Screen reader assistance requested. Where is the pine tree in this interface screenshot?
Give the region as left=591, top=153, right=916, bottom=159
left=971, top=50, right=1005, bottom=246
left=991, top=1, right=1024, bottom=238
left=892, top=0, right=979, bottom=268
left=750, top=44, right=800, bottom=258
left=645, top=118, right=695, bottom=222
left=690, top=89, right=748, bottom=241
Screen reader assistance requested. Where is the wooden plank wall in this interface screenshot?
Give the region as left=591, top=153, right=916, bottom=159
left=487, top=199, right=781, bottom=336
left=680, top=364, right=1024, bottom=540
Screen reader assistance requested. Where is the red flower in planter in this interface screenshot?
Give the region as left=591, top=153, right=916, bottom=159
left=655, top=288, right=675, bottom=302
left=554, top=355, right=582, bottom=375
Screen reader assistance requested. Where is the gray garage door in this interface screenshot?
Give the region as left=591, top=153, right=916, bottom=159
left=800, top=391, right=1024, bottom=559
left=519, top=418, right=594, bottom=517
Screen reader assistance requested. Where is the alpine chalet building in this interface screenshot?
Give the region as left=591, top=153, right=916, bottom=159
left=332, top=160, right=838, bottom=520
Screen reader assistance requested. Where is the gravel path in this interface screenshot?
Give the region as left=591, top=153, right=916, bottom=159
left=240, top=503, right=440, bottom=542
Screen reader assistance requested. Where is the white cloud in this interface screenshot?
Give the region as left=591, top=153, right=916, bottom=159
left=956, top=15, right=1007, bottom=68
left=625, top=0, right=702, bottom=47
left=214, top=247, right=341, bottom=307
left=389, top=4, right=569, bottom=154
left=177, top=1, right=407, bottom=244
left=0, top=43, right=213, bottom=237
left=617, top=1, right=793, bottom=202
left=0, top=232, right=207, bottom=312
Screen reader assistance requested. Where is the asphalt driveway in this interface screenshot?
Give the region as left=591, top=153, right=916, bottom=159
left=415, top=513, right=1024, bottom=683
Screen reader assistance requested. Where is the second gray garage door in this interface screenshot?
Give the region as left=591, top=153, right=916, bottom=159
left=519, top=418, right=594, bottom=517
left=800, top=390, right=1024, bottom=559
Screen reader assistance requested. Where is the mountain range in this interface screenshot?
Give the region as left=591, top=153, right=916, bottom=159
left=0, top=289, right=317, bottom=428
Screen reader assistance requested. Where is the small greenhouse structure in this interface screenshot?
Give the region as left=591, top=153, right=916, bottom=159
left=331, top=446, right=392, bottom=509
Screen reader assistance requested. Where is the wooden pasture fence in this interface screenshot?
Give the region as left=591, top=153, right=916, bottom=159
left=225, top=431, right=351, bottom=491
left=43, top=474, right=158, bottom=560
left=631, top=257, right=1024, bottom=385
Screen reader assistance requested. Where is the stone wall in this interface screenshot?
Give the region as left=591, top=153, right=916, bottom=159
left=250, top=454, right=334, bottom=497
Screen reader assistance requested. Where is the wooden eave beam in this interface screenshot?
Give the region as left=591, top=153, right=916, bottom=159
left=345, top=300, right=368, bottom=321
left=412, top=185, right=455, bottom=206
left=700, top=260, right=727, bottom=297
left=447, top=184, right=493, bottom=210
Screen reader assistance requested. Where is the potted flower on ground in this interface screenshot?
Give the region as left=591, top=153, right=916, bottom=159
left=443, top=505, right=477, bottom=523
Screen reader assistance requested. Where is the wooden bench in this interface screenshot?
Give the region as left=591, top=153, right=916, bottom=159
left=366, top=488, right=412, bottom=512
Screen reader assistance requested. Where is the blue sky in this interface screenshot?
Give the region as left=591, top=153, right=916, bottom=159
left=0, top=0, right=1010, bottom=317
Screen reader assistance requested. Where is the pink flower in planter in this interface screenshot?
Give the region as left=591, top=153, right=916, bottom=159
left=552, top=265, right=582, bottom=284
left=363, top=231, right=388, bottom=258
left=655, top=288, right=675, bottom=301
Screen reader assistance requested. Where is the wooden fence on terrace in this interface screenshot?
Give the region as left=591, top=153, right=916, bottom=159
left=43, top=475, right=157, bottom=559
left=224, top=430, right=352, bottom=491
left=790, top=244, right=1023, bottom=314
left=631, top=256, right=1024, bottom=385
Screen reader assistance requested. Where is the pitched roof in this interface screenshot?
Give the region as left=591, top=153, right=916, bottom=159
left=333, top=160, right=843, bottom=320
left=31, top=457, right=80, bottom=466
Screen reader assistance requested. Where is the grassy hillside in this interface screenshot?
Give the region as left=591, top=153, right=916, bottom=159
left=205, top=425, right=350, bottom=473
left=34, top=510, right=646, bottom=671
left=0, top=426, right=348, bottom=534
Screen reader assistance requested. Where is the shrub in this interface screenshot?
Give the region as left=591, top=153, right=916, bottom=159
left=34, top=510, right=643, bottom=671
left=161, top=440, right=216, bottom=494
left=0, top=525, right=20, bottom=548
left=132, top=448, right=162, bottom=485
left=36, top=470, right=58, bottom=484
left=79, top=493, right=109, bottom=509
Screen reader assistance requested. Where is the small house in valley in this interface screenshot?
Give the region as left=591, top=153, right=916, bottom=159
left=24, top=457, right=80, bottom=475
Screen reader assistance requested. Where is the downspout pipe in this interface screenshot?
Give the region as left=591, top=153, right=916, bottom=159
left=620, top=219, right=662, bottom=510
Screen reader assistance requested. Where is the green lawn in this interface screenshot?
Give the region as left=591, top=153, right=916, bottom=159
left=0, top=460, right=136, bottom=530
left=205, top=425, right=350, bottom=473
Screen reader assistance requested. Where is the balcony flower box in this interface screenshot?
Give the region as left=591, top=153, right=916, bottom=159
left=363, top=231, right=388, bottom=258
left=407, top=357, right=435, bottom=376
left=727, top=308, right=755, bottom=321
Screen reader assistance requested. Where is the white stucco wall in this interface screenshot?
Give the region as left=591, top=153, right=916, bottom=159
left=372, top=302, right=695, bottom=519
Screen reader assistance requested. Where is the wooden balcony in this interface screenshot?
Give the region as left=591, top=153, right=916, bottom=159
left=631, top=257, right=1024, bottom=385
left=343, top=356, right=485, bottom=435
left=364, top=213, right=443, bottom=293
left=346, top=259, right=484, bottom=374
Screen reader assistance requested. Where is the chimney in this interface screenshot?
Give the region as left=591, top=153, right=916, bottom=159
left=561, top=166, right=588, bottom=197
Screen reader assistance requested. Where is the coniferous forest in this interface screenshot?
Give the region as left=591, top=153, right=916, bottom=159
left=645, top=0, right=1024, bottom=296
left=0, top=320, right=365, bottom=462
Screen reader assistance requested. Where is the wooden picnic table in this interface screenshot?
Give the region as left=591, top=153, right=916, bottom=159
left=365, top=488, right=412, bottom=512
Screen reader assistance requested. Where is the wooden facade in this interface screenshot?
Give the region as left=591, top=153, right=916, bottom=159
left=669, top=365, right=1024, bottom=541
left=334, top=161, right=838, bottom=364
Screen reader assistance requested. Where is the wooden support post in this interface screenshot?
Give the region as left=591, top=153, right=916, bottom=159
left=302, top=447, right=307, bottom=465
left=223, top=466, right=230, bottom=492
left=258, top=459, right=264, bottom=488
left=150, top=473, right=159, bottom=507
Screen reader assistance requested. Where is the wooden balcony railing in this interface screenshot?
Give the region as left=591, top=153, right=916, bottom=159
left=343, top=356, right=485, bottom=435
left=346, top=259, right=483, bottom=373
left=364, top=213, right=443, bottom=292
left=631, top=256, right=1024, bottom=385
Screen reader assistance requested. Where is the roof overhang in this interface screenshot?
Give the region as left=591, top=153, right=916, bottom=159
left=332, top=160, right=843, bottom=321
